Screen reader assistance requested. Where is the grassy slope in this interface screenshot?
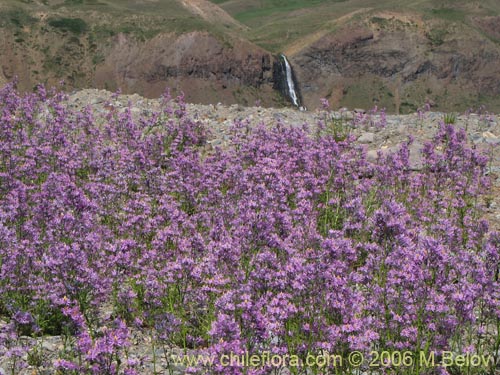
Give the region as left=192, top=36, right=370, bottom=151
left=2, top=0, right=198, bottom=18
left=0, top=0, right=242, bottom=44
left=3, top=0, right=500, bottom=61
left=208, top=0, right=500, bottom=112
left=3, top=0, right=499, bottom=66
left=210, top=0, right=500, bottom=52
left=0, top=0, right=250, bottom=88
left=1, top=0, right=499, bottom=110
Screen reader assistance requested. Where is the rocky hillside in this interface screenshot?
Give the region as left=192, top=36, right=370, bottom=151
left=1, top=0, right=500, bottom=112
left=0, top=0, right=280, bottom=106
left=289, top=12, right=500, bottom=113
left=214, top=0, right=500, bottom=112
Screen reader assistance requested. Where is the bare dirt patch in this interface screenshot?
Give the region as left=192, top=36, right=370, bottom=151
left=179, top=0, right=248, bottom=31
left=471, top=15, right=500, bottom=40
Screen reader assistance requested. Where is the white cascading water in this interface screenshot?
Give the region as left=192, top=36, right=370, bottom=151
left=281, top=54, right=300, bottom=107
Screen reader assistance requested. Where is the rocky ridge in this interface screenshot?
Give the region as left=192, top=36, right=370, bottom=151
left=69, top=89, right=500, bottom=162
left=290, top=15, right=500, bottom=112
left=1, top=89, right=499, bottom=375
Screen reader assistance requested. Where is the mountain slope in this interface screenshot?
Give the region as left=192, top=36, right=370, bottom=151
left=0, top=0, right=280, bottom=106
left=212, top=0, right=500, bottom=112
left=1, top=0, right=500, bottom=111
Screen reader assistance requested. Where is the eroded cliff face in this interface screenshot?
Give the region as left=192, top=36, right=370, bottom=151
left=93, top=32, right=274, bottom=104
left=290, top=15, right=500, bottom=112
left=0, top=24, right=277, bottom=106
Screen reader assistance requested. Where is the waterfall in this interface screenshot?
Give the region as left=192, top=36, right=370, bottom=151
left=281, top=54, right=300, bottom=107
left=273, top=54, right=306, bottom=111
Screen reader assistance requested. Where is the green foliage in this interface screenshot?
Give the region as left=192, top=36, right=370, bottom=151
left=231, top=0, right=327, bottom=23
left=48, top=17, right=88, bottom=35
left=430, top=8, right=465, bottom=22
left=27, top=345, right=44, bottom=367
left=91, top=25, right=116, bottom=39
left=34, top=301, right=74, bottom=336
left=92, top=53, right=105, bottom=65
left=443, top=112, right=457, bottom=125
left=400, top=101, right=418, bottom=114
left=63, top=0, right=102, bottom=5
left=371, top=16, right=389, bottom=27
left=317, top=114, right=351, bottom=143
left=427, top=27, right=448, bottom=46
left=0, top=9, right=37, bottom=28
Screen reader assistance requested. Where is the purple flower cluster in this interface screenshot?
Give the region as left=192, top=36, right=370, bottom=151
left=0, top=83, right=499, bottom=374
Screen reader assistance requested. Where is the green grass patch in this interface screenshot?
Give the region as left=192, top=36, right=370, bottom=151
left=400, top=101, right=418, bottom=114
left=340, top=80, right=396, bottom=113
left=371, top=16, right=389, bottom=26
left=430, top=8, right=466, bottom=22
left=427, top=27, right=448, bottom=46
left=0, top=9, right=37, bottom=28
left=231, top=0, right=329, bottom=24
left=63, top=0, right=104, bottom=5
left=48, top=17, right=88, bottom=35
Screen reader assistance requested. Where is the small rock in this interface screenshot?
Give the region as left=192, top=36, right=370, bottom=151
left=395, top=124, right=406, bottom=134
left=482, top=131, right=500, bottom=144
left=472, top=132, right=500, bottom=144
left=367, top=150, right=380, bottom=162
left=358, top=132, right=375, bottom=144
left=409, top=142, right=424, bottom=171
left=340, top=111, right=354, bottom=121
left=41, top=340, right=56, bottom=352
left=483, top=131, right=497, bottom=138
left=208, top=139, right=222, bottom=147
left=486, top=138, right=500, bottom=145
left=90, top=97, right=105, bottom=105
left=488, top=166, right=500, bottom=174
left=471, top=133, right=483, bottom=144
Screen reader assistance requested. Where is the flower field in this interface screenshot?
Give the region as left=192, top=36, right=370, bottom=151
left=0, top=83, right=499, bottom=374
